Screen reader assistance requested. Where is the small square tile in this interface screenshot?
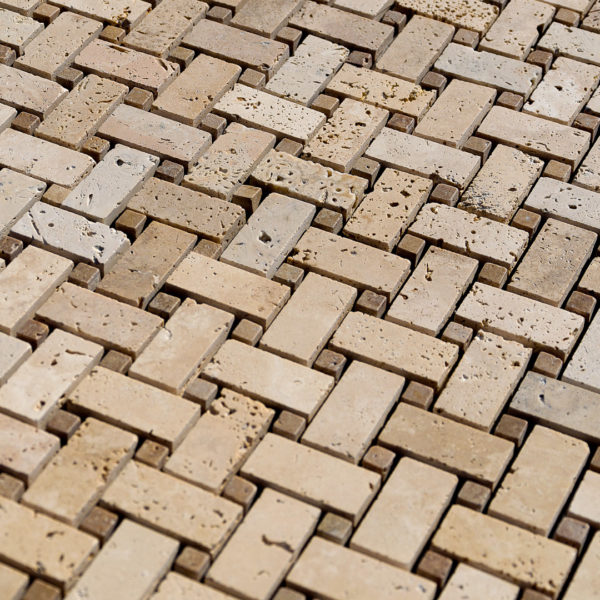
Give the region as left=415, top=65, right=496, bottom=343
left=382, top=10, right=407, bottom=31
left=430, top=183, right=459, bottom=206
left=0, top=236, right=23, bottom=262
left=0, top=45, right=15, bottom=66
left=69, top=262, right=101, bottom=290
left=574, top=112, right=600, bottom=141
left=478, top=262, right=508, bottom=288
left=135, top=440, right=169, bottom=469
left=314, top=348, right=346, bottom=381
left=441, top=321, right=473, bottom=351
left=82, top=135, right=110, bottom=162
left=317, top=512, right=353, bottom=545
left=232, top=185, right=262, bottom=215
left=312, top=94, right=339, bottom=118
left=553, top=516, right=589, bottom=555
left=184, top=378, right=218, bottom=412
left=23, top=580, right=61, bottom=600
left=273, top=589, right=306, bottom=600
left=272, top=410, right=306, bottom=441
left=511, top=208, right=541, bottom=239
left=495, top=414, right=528, bottom=447
left=46, top=409, right=81, bottom=442
left=100, top=349, right=132, bottom=374
left=33, top=3, right=61, bottom=23
left=350, top=157, right=380, bottom=187
left=239, top=68, right=266, bottom=89
left=125, top=87, right=154, bottom=111
left=275, top=26, right=302, bottom=52
left=361, top=445, right=395, bottom=480
left=401, top=381, right=434, bottom=409
left=222, top=476, right=257, bottom=513
left=0, top=473, right=25, bottom=501
left=80, top=506, right=119, bottom=544
left=273, top=263, right=305, bottom=291
left=11, top=112, right=40, bottom=135
left=100, top=25, right=125, bottom=43
left=114, top=209, right=146, bottom=239
left=200, top=113, right=227, bottom=138
left=155, top=160, right=184, bottom=185
left=174, top=546, right=210, bottom=580
left=421, top=71, right=447, bottom=94
left=16, top=319, right=49, bottom=349
left=531, top=351, right=562, bottom=378
left=416, top=550, right=453, bottom=587
left=276, top=137, right=303, bottom=156
left=454, top=28, right=479, bottom=48
left=168, top=46, right=195, bottom=69
left=42, top=183, right=69, bottom=207
left=387, top=113, right=415, bottom=134
left=555, top=7, right=580, bottom=26
left=590, top=447, right=600, bottom=472
left=527, top=49, right=553, bottom=73
left=355, top=289, right=387, bottom=318
left=207, top=5, right=232, bottom=23
left=194, top=239, right=223, bottom=259
left=396, top=233, right=426, bottom=266
left=565, top=290, right=596, bottom=322
left=56, top=66, right=83, bottom=89
left=231, top=318, right=263, bottom=346
left=346, top=50, right=372, bottom=69
left=496, top=91, right=524, bottom=110
left=457, top=480, right=491, bottom=512
left=544, top=159, right=571, bottom=182
left=147, top=292, right=181, bottom=321
left=463, top=136, right=492, bottom=163
left=313, top=208, right=343, bottom=234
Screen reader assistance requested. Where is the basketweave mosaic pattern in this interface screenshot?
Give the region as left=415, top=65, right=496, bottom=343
left=1, top=0, right=600, bottom=598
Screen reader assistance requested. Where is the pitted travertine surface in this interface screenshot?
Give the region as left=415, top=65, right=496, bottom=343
left=2, top=2, right=600, bottom=598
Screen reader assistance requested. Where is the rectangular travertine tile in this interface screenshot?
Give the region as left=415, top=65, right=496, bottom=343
left=432, top=506, right=576, bottom=597
left=330, top=311, right=459, bottom=389
left=0, top=0, right=41, bottom=15
left=0, top=168, right=45, bottom=237
left=564, top=532, right=600, bottom=600
left=251, top=150, right=368, bottom=219
left=366, top=127, right=480, bottom=189
left=579, top=256, right=600, bottom=295
left=375, top=16, right=454, bottom=83
left=14, top=12, right=101, bottom=80
left=23, top=418, right=136, bottom=526
left=230, top=0, right=302, bottom=38
left=507, top=219, right=596, bottom=306
left=0, top=7, right=43, bottom=53
left=206, top=489, right=319, bottom=600
left=289, top=227, right=410, bottom=301
left=0, top=245, right=72, bottom=335
left=0, top=104, right=16, bottom=133
left=455, top=283, right=585, bottom=359
left=386, top=247, right=478, bottom=335
left=98, top=104, right=211, bottom=168
left=203, top=340, right=333, bottom=419
left=259, top=272, right=356, bottom=366
left=489, top=425, right=588, bottom=534
left=434, top=43, right=543, bottom=99
left=166, top=253, right=289, bottom=328
left=221, top=194, right=315, bottom=278
left=568, top=470, right=600, bottom=527
left=0, top=498, right=98, bottom=590
left=48, top=0, right=150, bottom=28
left=152, top=573, right=237, bottom=600
left=575, top=137, right=600, bottom=191
left=0, top=329, right=102, bottom=426
left=183, top=123, right=275, bottom=201
left=0, top=563, right=28, bottom=600
left=588, top=85, right=600, bottom=113
left=302, top=99, right=388, bottom=172
left=265, top=35, right=348, bottom=106
left=129, top=299, right=234, bottom=393
left=241, top=433, right=379, bottom=524
left=351, top=458, right=457, bottom=568
left=538, top=22, right=600, bottom=66
left=128, top=178, right=245, bottom=244
left=165, top=390, right=273, bottom=492
left=564, top=311, right=600, bottom=393
left=37, top=282, right=162, bottom=358
left=35, top=75, right=127, bottom=150
left=435, top=331, right=532, bottom=431
left=458, top=145, right=544, bottom=222
left=61, top=145, right=158, bottom=224
left=439, top=564, right=520, bottom=600
left=332, top=0, right=393, bottom=18
left=478, top=106, right=590, bottom=168
left=0, top=129, right=95, bottom=188
left=74, top=39, right=179, bottom=95
left=302, top=361, right=403, bottom=463
left=68, top=366, right=199, bottom=450
left=215, top=84, right=325, bottom=144
left=151, top=54, right=240, bottom=127
left=102, top=461, right=241, bottom=555
left=408, top=204, right=528, bottom=270
left=288, top=537, right=435, bottom=600
left=0, top=331, right=31, bottom=386
left=65, top=520, right=176, bottom=600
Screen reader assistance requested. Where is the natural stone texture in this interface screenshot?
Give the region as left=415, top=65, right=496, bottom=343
left=47, top=0, right=150, bottom=28
left=0, top=563, right=28, bottom=600
left=0, top=7, right=43, bottom=53
left=0, top=330, right=30, bottom=385
left=563, top=310, right=600, bottom=393
left=568, top=469, right=600, bottom=527
left=538, top=22, right=600, bottom=67
left=564, top=532, right=600, bottom=600
left=230, top=0, right=302, bottom=38
left=152, top=573, right=237, bottom=600
left=575, top=137, right=600, bottom=191
left=0, top=167, right=45, bottom=237
left=439, top=564, right=520, bottom=600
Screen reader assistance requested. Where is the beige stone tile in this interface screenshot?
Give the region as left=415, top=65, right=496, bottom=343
left=0, top=330, right=31, bottom=385
left=0, top=0, right=40, bottom=16
left=0, top=563, right=28, bottom=600
left=579, top=256, right=600, bottom=295
left=439, top=564, right=519, bottom=600
left=0, top=7, right=43, bottom=53
left=230, top=0, right=302, bottom=38
left=575, top=137, right=600, bottom=191
left=332, top=0, right=392, bottom=18
left=568, top=469, right=600, bottom=527
left=588, top=84, right=600, bottom=113
left=563, top=311, right=600, bottom=393
left=152, top=573, right=237, bottom=600
left=48, top=0, right=150, bottom=28
left=0, top=104, right=16, bottom=133
left=0, top=168, right=45, bottom=237
left=539, top=22, right=600, bottom=67
left=564, top=532, right=600, bottom=600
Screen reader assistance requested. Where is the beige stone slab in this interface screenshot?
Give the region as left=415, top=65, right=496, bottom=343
left=182, top=20, right=289, bottom=79
left=265, top=35, right=348, bottom=106
left=458, top=144, right=544, bottom=222
left=0, top=563, right=28, bottom=600
left=65, top=520, right=176, bottom=600
left=166, top=253, right=289, bottom=328
left=439, top=564, right=520, bottom=600
left=165, top=389, right=273, bottom=492
left=183, top=123, right=275, bottom=200
left=230, top=0, right=302, bottom=38
left=539, top=22, right=600, bottom=66
left=580, top=256, right=600, bottom=294
left=206, top=489, right=319, bottom=600
left=0, top=498, right=98, bottom=590
left=259, top=272, right=356, bottom=366
left=74, top=39, right=179, bottom=95
left=375, top=15, right=454, bottom=84
left=408, top=204, right=528, bottom=270
left=49, top=0, right=150, bottom=28
left=0, top=104, right=16, bottom=133
left=564, top=311, right=600, bottom=393
left=0, top=7, right=43, bottom=53
left=332, top=0, right=393, bottom=19
left=330, top=311, right=459, bottom=390
left=102, top=461, right=241, bottom=555
left=302, top=361, right=403, bottom=463
left=432, top=505, right=576, bottom=597
left=0, top=129, right=95, bottom=188
left=366, top=127, right=480, bottom=189
left=288, top=537, right=436, bottom=600
left=575, top=137, right=600, bottom=191
left=129, top=299, right=233, bottom=393
left=542, top=0, right=595, bottom=11
left=251, top=150, right=368, bottom=219
left=434, top=43, right=543, bottom=99
left=386, top=246, right=477, bottom=335
left=435, top=331, right=531, bottom=431
left=0, top=245, right=72, bottom=335
left=351, top=458, right=457, bottom=568
left=14, top=12, right=101, bottom=80
left=203, top=340, right=333, bottom=419
left=152, top=573, right=237, bottom=600
left=0, top=331, right=31, bottom=386
left=588, top=85, right=600, bottom=113
left=0, top=0, right=40, bottom=16
left=23, top=418, right=136, bottom=526
left=68, top=366, right=199, bottom=450
left=123, top=0, right=207, bottom=57
left=507, top=219, right=596, bottom=306
left=241, top=433, right=379, bottom=524
left=568, top=469, right=600, bottom=527
left=564, top=532, right=600, bottom=600
left=0, top=168, right=45, bottom=237
left=220, top=193, right=315, bottom=278
left=456, top=283, right=585, bottom=359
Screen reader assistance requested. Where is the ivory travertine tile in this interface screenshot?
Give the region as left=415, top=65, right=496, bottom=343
left=0, top=329, right=102, bottom=426
left=206, top=489, right=319, bottom=600
left=330, top=311, right=459, bottom=389
left=0, top=168, right=45, bottom=237
left=432, top=505, right=576, bottom=597
left=14, top=12, right=101, bottom=80
left=439, top=564, right=520, bottom=600
left=386, top=247, right=478, bottom=336
left=67, top=366, right=199, bottom=450
left=579, top=256, right=600, bottom=295
left=167, top=253, right=289, bottom=328
left=165, top=389, right=273, bottom=492
left=129, top=299, right=233, bottom=393
left=564, top=532, right=600, bottom=600
left=230, top=0, right=302, bottom=38
left=575, top=138, right=600, bottom=191
left=0, top=105, right=16, bottom=133
left=0, top=563, right=28, bottom=600
left=152, top=573, right=237, bottom=600
left=0, top=331, right=31, bottom=385
left=0, top=245, right=72, bottom=335
left=568, top=470, right=600, bottom=527
left=563, top=311, right=600, bottom=393
left=0, top=0, right=40, bottom=15
left=203, top=340, right=333, bottom=419
left=332, top=0, right=392, bottom=18
left=0, top=497, right=98, bottom=590
left=458, top=145, right=543, bottom=222
left=241, top=433, right=379, bottom=524
left=539, top=22, right=600, bottom=67
left=48, top=0, right=150, bottom=28
left=0, top=7, right=43, bottom=53
left=22, top=418, right=136, bottom=526
left=588, top=84, right=600, bottom=113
